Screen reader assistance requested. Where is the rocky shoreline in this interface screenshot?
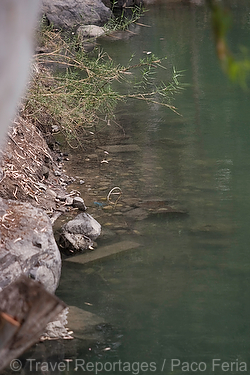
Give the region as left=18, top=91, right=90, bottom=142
left=0, top=0, right=163, bottom=341
left=0, top=0, right=134, bottom=339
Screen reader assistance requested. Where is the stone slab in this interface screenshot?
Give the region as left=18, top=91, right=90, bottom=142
left=66, top=241, right=141, bottom=264
left=98, top=144, right=140, bottom=153
left=67, top=305, right=105, bottom=341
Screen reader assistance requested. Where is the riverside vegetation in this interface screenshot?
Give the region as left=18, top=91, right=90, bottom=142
left=23, top=18, right=184, bottom=149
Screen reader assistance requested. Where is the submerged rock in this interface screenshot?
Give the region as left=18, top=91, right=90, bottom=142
left=67, top=305, right=106, bottom=341
left=66, top=240, right=141, bottom=265
left=42, top=308, right=73, bottom=340
left=124, top=207, right=149, bottom=220
left=98, top=144, right=140, bottom=153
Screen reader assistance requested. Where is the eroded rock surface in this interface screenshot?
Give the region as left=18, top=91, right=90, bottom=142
left=0, top=198, right=61, bottom=294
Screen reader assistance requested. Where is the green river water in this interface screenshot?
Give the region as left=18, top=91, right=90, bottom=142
left=52, top=2, right=250, bottom=374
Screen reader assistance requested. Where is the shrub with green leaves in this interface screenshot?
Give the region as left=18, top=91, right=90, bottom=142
left=23, top=27, right=183, bottom=148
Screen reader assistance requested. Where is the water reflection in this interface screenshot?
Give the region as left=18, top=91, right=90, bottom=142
left=58, top=2, right=250, bottom=370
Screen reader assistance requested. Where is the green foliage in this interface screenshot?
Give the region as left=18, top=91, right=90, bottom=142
left=103, top=4, right=146, bottom=32
left=207, top=0, right=250, bottom=88
left=24, top=28, right=183, bottom=147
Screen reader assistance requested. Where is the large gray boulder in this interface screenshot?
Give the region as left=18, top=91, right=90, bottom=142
left=0, top=198, right=61, bottom=294
left=42, top=0, right=112, bottom=30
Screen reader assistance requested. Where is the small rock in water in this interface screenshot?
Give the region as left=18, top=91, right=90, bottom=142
left=73, top=197, right=87, bottom=211
left=124, top=208, right=149, bottom=221
left=77, top=25, right=105, bottom=38
left=60, top=213, right=102, bottom=253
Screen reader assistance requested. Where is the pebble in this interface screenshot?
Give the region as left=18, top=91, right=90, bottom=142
left=102, top=205, right=113, bottom=211
left=65, top=197, right=74, bottom=206
left=99, top=186, right=109, bottom=191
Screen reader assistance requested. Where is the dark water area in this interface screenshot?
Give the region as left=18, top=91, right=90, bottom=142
left=56, top=2, right=250, bottom=374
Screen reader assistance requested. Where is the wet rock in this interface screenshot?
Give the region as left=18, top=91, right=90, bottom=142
left=136, top=198, right=188, bottom=217
left=0, top=198, right=61, bottom=294
left=139, top=198, right=177, bottom=209
left=61, top=231, right=93, bottom=253
left=77, top=25, right=105, bottom=39
left=189, top=223, right=235, bottom=235
left=101, top=27, right=140, bottom=40
left=113, top=211, right=123, bottom=216
left=124, top=208, right=149, bottom=220
left=64, top=213, right=101, bottom=240
left=67, top=306, right=106, bottom=341
left=102, top=205, right=114, bottom=211
left=42, top=0, right=112, bottom=30
left=66, top=240, right=141, bottom=264
left=72, top=196, right=87, bottom=211
left=150, top=207, right=188, bottom=216
left=60, top=213, right=101, bottom=252
left=42, top=308, right=73, bottom=340
left=121, top=198, right=140, bottom=207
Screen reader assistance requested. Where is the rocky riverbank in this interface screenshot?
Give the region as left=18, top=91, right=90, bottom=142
left=0, top=0, right=139, bottom=339
left=0, top=0, right=163, bottom=342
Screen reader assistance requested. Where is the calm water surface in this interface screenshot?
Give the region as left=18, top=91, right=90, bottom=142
left=56, top=2, right=250, bottom=373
